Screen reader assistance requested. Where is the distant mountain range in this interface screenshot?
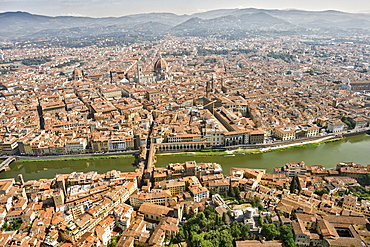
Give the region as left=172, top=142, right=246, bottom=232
left=1, top=8, right=370, bottom=41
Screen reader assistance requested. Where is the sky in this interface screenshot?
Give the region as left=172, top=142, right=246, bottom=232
left=1, top=0, right=370, bottom=17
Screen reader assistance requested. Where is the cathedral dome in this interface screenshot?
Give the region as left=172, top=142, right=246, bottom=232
left=72, top=68, right=82, bottom=75
left=154, top=58, right=168, bottom=70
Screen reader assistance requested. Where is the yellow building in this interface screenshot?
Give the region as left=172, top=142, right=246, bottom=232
left=138, top=202, right=171, bottom=222
left=274, top=127, right=296, bottom=141
left=91, top=137, right=109, bottom=152
left=230, top=167, right=266, bottom=183
left=306, top=126, right=320, bottom=137
left=101, top=88, right=122, bottom=99
left=156, top=179, right=186, bottom=196
left=129, top=189, right=172, bottom=208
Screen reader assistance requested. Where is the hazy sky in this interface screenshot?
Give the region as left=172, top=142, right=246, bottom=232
left=1, top=0, right=370, bottom=17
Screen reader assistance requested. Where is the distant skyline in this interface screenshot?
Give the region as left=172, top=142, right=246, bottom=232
left=1, top=0, right=370, bottom=17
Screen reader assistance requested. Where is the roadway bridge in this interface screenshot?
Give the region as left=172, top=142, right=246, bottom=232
left=0, top=156, right=17, bottom=172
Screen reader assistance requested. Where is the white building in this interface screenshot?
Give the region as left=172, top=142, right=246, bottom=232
left=65, top=138, right=87, bottom=153
left=327, top=120, right=345, bottom=133
left=189, top=186, right=209, bottom=202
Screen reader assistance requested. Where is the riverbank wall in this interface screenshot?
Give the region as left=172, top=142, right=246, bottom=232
left=213, top=129, right=369, bottom=151
left=16, top=150, right=139, bottom=161
left=211, top=134, right=340, bottom=151
left=342, top=129, right=370, bottom=137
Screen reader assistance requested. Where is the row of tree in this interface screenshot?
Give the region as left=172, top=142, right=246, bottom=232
left=197, top=48, right=256, bottom=56
left=267, top=52, right=294, bottom=63
left=21, top=56, right=51, bottom=66
left=55, top=59, right=80, bottom=68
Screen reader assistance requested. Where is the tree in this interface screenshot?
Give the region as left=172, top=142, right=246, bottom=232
left=241, top=224, right=250, bottom=240
left=280, top=225, right=293, bottom=240
left=280, top=225, right=295, bottom=247
left=258, top=216, right=263, bottom=226
left=174, top=206, right=249, bottom=247
left=341, top=117, right=355, bottom=129
left=229, top=186, right=235, bottom=198
left=274, top=221, right=281, bottom=229
left=197, top=212, right=207, bottom=228
left=290, top=176, right=297, bottom=194
left=191, top=234, right=204, bottom=247
left=1, top=221, right=22, bottom=232
left=215, top=214, right=222, bottom=226
left=209, top=189, right=216, bottom=197
left=233, top=187, right=241, bottom=200
left=197, top=212, right=206, bottom=221
left=361, top=173, right=370, bottom=186
left=174, top=228, right=186, bottom=243
left=284, top=238, right=296, bottom=247
left=261, top=224, right=279, bottom=241
left=314, top=189, right=329, bottom=196
left=230, top=221, right=242, bottom=239
left=108, top=236, right=119, bottom=247
left=229, top=221, right=250, bottom=240
left=184, top=217, right=200, bottom=232
left=222, top=212, right=227, bottom=224
left=200, top=240, right=214, bottom=247
left=266, top=214, right=272, bottom=223
left=250, top=197, right=261, bottom=208
left=204, top=230, right=221, bottom=246
left=219, top=229, right=233, bottom=247
left=1, top=222, right=9, bottom=231
left=204, top=206, right=216, bottom=218
left=190, top=224, right=200, bottom=233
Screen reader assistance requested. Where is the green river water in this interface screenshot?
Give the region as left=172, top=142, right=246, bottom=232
left=1, top=134, right=370, bottom=181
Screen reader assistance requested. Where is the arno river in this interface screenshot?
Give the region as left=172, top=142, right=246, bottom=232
left=1, top=134, right=370, bottom=181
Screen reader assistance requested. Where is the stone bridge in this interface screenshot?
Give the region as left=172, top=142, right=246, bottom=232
left=0, top=156, right=17, bottom=172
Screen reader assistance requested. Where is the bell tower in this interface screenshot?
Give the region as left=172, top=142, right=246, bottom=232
left=206, top=80, right=211, bottom=99
left=137, top=64, right=143, bottom=83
